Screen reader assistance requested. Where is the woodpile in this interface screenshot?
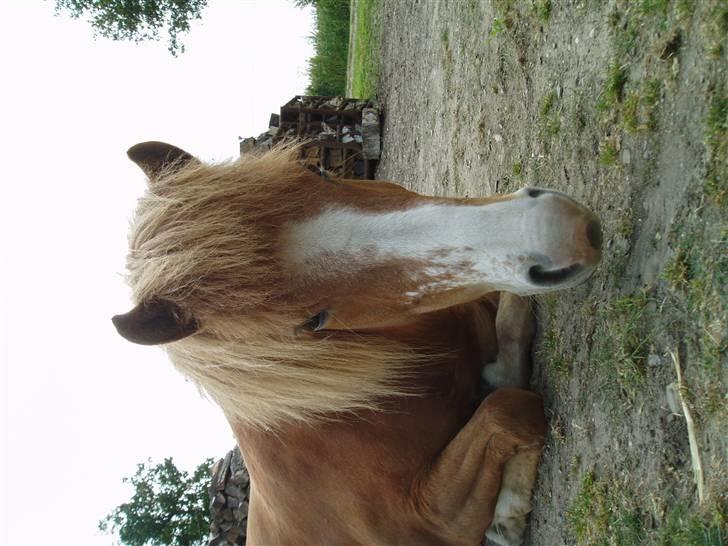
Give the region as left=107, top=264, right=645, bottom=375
left=239, top=95, right=381, bottom=179
left=208, top=448, right=250, bottom=546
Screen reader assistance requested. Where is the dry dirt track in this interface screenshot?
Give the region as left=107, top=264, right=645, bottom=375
left=373, top=1, right=727, bottom=543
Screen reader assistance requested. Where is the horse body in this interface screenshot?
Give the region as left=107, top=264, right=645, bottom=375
left=238, top=302, right=495, bottom=545
left=113, top=142, right=601, bottom=545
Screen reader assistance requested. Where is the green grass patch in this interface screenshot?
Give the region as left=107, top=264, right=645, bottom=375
left=598, top=60, right=628, bottom=111
left=567, top=471, right=646, bottom=546
left=658, top=500, right=728, bottom=546
left=591, top=291, right=655, bottom=403
left=490, top=16, right=506, bottom=38
left=569, top=472, right=728, bottom=545
left=704, top=94, right=727, bottom=207
left=622, top=78, right=662, bottom=133
left=538, top=89, right=561, bottom=142
left=532, top=0, right=552, bottom=22
left=348, top=0, right=381, bottom=98
left=307, top=0, right=351, bottom=96
left=599, top=141, right=619, bottom=165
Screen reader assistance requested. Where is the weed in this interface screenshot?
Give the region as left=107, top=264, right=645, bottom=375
left=622, top=78, right=662, bottom=133
left=706, top=2, right=728, bottom=57
left=512, top=162, right=522, bottom=175
left=637, top=0, right=670, bottom=16
left=663, top=247, right=691, bottom=290
left=490, top=17, right=506, bottom=38
left=539, top=90, right=561, bottom=137
left=532, top=0, right=552, bottom=22
left=540, top=327, right=570, bottom=382
left=622, top=93, right=641, bottom=133
left=599, top=141, right=619, bottom=165
left=540, top=90, right=556, bottom=117
left=676, top=0, right=696, bottom=21
left=600, top=61, right=628, bottom=108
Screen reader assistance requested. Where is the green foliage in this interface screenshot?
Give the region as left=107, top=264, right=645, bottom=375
left=306, top=0, right=350, bottom=96
left=54, top=0, right=207, bottom=55
left=349, top=0, right=381, bottom=98
left=99, top=457, right=214, bottom=546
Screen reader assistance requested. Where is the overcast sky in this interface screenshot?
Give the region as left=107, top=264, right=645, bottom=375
left=0, top=1, right=314, bottom=544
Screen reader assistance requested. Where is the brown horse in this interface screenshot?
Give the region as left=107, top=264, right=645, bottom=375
left=113, top=142, right=601, bottom=546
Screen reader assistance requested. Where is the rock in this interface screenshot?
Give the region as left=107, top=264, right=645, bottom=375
left=362, top=108, right=381, bottom=160
left=224, top=483, right=242, bottom=498
left=647, top=353, right=661, bottom=367
left=208, top=447, right=250, bottom=545
left=666, top=384, right=681, bottom=415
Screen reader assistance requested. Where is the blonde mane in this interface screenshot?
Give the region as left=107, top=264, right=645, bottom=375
left=125, top=146, right=429, bottom=428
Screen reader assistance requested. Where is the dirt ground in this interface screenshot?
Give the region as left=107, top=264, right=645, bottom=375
left=372, top=0, right=727, bottom=543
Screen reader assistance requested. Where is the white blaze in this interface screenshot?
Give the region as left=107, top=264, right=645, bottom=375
left=281, top=198, right=551, bottom=295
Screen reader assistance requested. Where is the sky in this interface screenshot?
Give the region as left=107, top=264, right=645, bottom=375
left=0, top=1, right=314, bottom=544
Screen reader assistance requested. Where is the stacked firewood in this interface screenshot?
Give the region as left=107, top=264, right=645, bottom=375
left=239, top=95, right=381, bottom=179
left=208, top=448, right=250, bottom=546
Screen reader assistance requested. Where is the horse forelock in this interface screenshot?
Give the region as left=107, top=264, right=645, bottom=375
left=124, top=144, right=430, bottom=428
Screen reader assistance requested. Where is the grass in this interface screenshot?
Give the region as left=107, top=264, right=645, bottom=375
left=490, top=16, right=506, bottom=38
left=348, top=0, right=381, bottom=98
left=597, top=60, right=628, bottom=111
left=657, top=501, right=728, bottom=546
left=538, top=89, right=561, bottom=145
left=307, top=0, right=351, bottom=96
left=599, top=141, right=619, bottom=165
left=532, top=0, right=552, bottom=22
left=623, top=78, right=662, bottom=133
left=590, top=290, right=654, bottom=403
left=567, top=471, right=646, bottom=546
left=704, top=94, right=727, bottom=206
left=567, top=471, right=727, bottom=545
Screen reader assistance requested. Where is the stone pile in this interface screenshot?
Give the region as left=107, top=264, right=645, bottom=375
left=208, top=447, right=251, bottom=546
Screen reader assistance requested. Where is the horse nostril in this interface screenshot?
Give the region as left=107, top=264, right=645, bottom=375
left=586, top=220, right=603, bottom=250
left=528, top=263, right=583, bottom=286
left=527, top=188, right=545, bottom=198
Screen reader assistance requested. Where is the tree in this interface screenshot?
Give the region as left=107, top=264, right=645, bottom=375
left=54, top=0, right=208, bottom=56
left=100, top=457, right=214, bottom=546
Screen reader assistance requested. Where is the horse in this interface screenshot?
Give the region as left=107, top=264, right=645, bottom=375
left=112, top=141, right=602, bottom=546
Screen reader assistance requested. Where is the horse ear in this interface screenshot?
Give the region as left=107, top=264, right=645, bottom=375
left=127, top=141, right=198, bottom=179
left=112, top=299, right=199, bottom=345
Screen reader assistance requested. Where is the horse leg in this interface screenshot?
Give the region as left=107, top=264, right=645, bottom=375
left=413, top=388, right=545, bottom=546
left=481, top=293, right=540, bottom=546
left=481, top=292, right=535, bottom=390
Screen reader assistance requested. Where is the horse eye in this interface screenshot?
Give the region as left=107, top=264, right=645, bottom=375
left=296, top=310, right=328, bottom=334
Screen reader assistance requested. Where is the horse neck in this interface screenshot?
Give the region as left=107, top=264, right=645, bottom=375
left=229, top=298, right=499, bottom=529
